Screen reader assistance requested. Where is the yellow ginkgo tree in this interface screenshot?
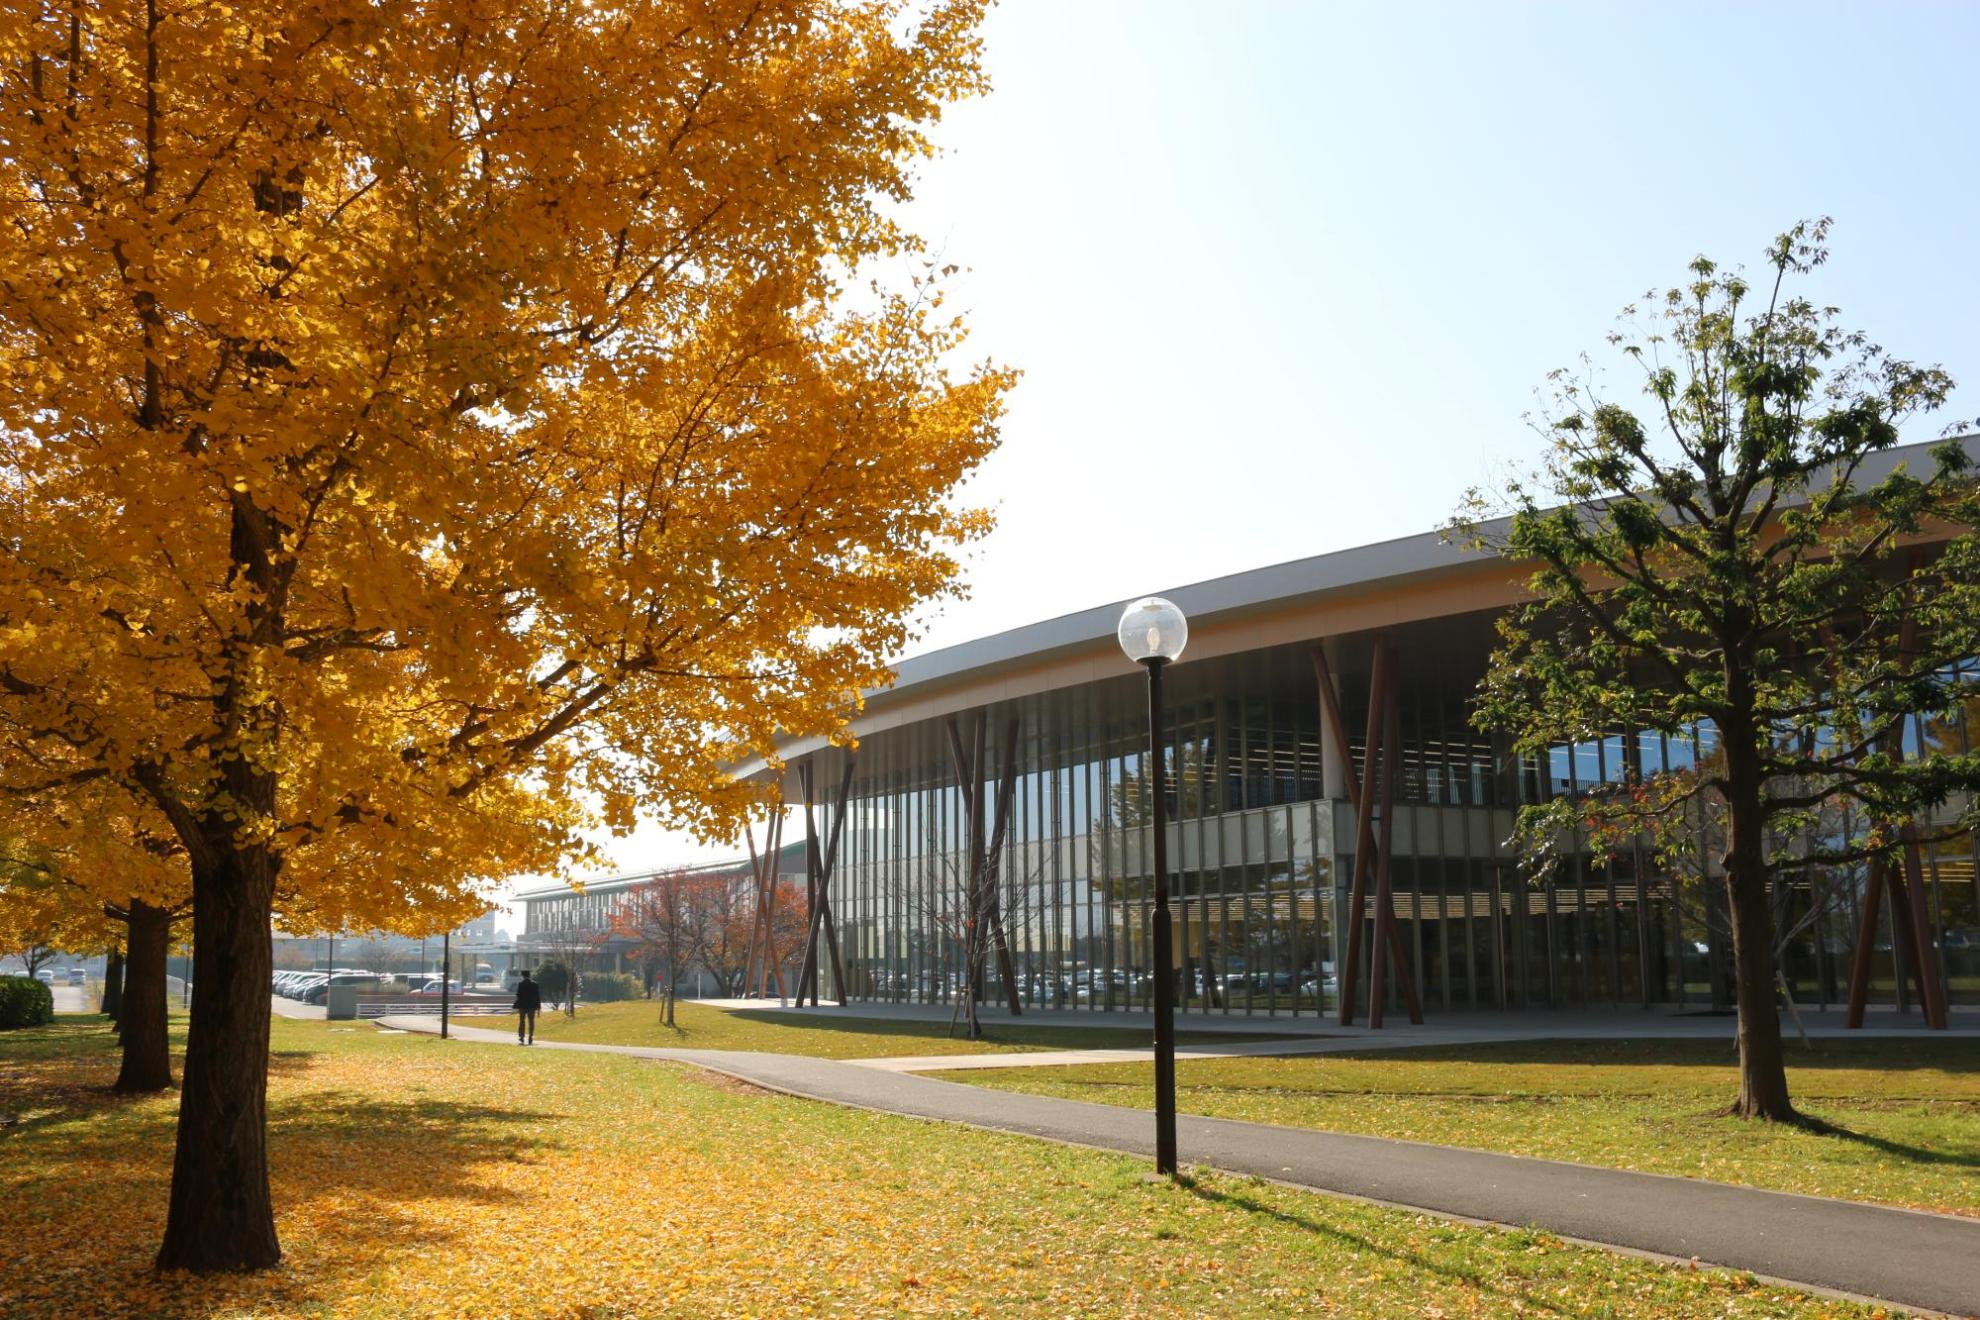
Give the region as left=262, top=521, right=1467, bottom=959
left=0, top=0, right=1007, bottom=1273
left=0, top=782, right=189, bottom=1092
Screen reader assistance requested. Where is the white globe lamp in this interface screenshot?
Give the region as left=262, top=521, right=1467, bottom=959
left=1116, top=596, right=1188, bottom=665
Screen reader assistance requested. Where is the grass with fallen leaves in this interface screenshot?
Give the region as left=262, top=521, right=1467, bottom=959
left=1, top=1015, right=1880, bottom=1317
left=941, top=1037, right=1980, bottom=1215
left=521, top=997, right=1248, bottom=1057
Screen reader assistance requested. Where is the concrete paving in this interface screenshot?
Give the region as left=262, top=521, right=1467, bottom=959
left=856, top=1036, right=1348, bottom=1073
left=49, top=983, right=93, bottom=1013
left=863, top=1013, right=1980, bottom=1072
left=380, top=1013, right=1980, bottom=1316
left=694, top=996, right=1340, bottom=1035
left=269, top=993, right=326, bottom=1020
left=696, top=994, right=1976, bottom=1037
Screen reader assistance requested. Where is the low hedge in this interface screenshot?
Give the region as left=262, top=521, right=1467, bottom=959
left=582, top=971, right=642, bottom=1003
left=0, top=975, right=54, bottom=1029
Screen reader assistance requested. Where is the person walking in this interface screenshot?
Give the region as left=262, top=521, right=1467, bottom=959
left=513, top=968, right=542, bottom=1045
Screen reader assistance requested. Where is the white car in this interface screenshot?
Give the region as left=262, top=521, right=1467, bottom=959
left=34, top=968, right=56, bottom=985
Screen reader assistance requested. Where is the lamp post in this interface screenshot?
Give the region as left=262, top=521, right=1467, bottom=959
left=441, top=930, right=451, bottom=1040
left=1117, top=595, right=1187, bottom=1177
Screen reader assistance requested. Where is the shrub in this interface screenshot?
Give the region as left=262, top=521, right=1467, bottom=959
left=532, top=960, right=571, bottom=1007
left=582, top=972, right=641, bottom=1003
left=0, top=976, right=54, bottom=1030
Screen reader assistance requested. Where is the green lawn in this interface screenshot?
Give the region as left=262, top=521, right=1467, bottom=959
left=938, top=1037, right=1980, bottom=1216
left=521, top=997, right=1251, bottom=1057
left=0, top=1014, right=1876, bottom=1317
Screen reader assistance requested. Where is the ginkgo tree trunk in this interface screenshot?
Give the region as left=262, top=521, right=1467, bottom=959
left=0, top=0, right=1007, bottom=1275
left=111, top=897, right=179, bottom=1093
left=0, top=825, right=180, bottom=1092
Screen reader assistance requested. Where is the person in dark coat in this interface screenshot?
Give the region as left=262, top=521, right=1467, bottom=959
left=513, top=968, right=542, bottom=1044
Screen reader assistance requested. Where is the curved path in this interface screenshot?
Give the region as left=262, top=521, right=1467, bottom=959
left=378, top=1016, right=1980, bottom=1318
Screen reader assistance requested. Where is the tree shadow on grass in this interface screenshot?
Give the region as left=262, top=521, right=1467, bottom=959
left=1789, top=1111, right=1980, bottom=1171
left=1, top=1035, right=181, bottom=1140
left=1318, top=1037, right=1980, bottom=1076
left=1178, top=1177, right=1588, bottom=1317
left=5, top=1081, right=577, bottom=1317
left=264, top=1090, right=570, bottom=1230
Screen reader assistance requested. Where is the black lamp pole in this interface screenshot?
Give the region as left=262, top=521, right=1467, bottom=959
left=441, top=931, right=451, bottom=1040
left=1142, top=654, right=1178, bottom=1177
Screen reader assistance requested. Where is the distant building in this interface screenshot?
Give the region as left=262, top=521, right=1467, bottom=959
left=272, top=910, right=515, bottom=976
left=515, top=843, right=805, bottom=985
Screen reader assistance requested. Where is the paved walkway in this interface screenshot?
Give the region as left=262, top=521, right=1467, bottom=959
left=380, top=1014, right=1980, bottom=1316
left=270, top=994, right=326, bottom=1020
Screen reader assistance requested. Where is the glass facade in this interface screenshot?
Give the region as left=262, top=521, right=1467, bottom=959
left=805, top=623, right=1979, bottom=1017
left=825, top=664, right=1346, bottom=1015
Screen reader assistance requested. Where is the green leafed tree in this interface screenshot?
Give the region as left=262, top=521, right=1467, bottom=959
left=1458, top=220, right=1980, bottom=1122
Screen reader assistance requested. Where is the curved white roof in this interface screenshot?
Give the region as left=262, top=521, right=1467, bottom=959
left=739, top=434, right=1979, bottom=775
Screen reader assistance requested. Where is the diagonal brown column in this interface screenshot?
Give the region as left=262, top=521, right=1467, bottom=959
left=946, top=713, right=993, bottom=1010
left=1897, top=832, right=1949, bottom=1029
left=1370, top=643, right=1423, bottom=1026
left=743, top=808, right=782, bottom=999
left=1840, top=595, right=1948, bottom=1030
left=1844, top=858, right=1887, bottom=1029
left=1310, top=647, right=1356, bottom=793
left=769, top=811, right=788, bottom=998
left=795, top=761, right=824, bottom=1006
left=742, top=820, right=764, bottom=995
left=981, top=716, right=1024, bottom=1014
left=1883, top=838, right=1939, bottom=1028
left=817, top=760, right=856, bottom=1006
left=1335, top=638, right=1392, bottom=1026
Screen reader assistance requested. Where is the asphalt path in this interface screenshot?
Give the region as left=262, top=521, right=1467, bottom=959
left=380, top=1016, right=1980, bottom=1317
left=49, top=983, right=91, bottom=1013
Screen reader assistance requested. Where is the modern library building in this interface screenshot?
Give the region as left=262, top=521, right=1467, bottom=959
left=533, top=439, right=1978, bottom=1022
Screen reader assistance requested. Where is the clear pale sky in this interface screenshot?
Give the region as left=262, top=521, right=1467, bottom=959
left=521, top=0, right=1980, bottom=903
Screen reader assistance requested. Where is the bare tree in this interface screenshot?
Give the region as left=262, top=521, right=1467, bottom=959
left=3, top=934, right=55, bottom=979
left=352, top=935, right=394, bottom=974
left=609, top=870, right=706, bottom=1026
left=884, top=804, right=1070, bottom=1041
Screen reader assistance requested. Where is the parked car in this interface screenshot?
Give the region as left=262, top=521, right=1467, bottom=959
left=287, top=974, right=328, bottom=999
left=35, top=968, right=56, bottom=985
left=406, top=979, right=461, bottom=997
left=67, top=967, right=87, bottom=985
left=303, top=973, right=383, bottom=1005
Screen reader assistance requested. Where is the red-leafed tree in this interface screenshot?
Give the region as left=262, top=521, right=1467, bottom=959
left=610, top=870, right=705, bottom=1027
left=613, top=868, right=811, bottom=1020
